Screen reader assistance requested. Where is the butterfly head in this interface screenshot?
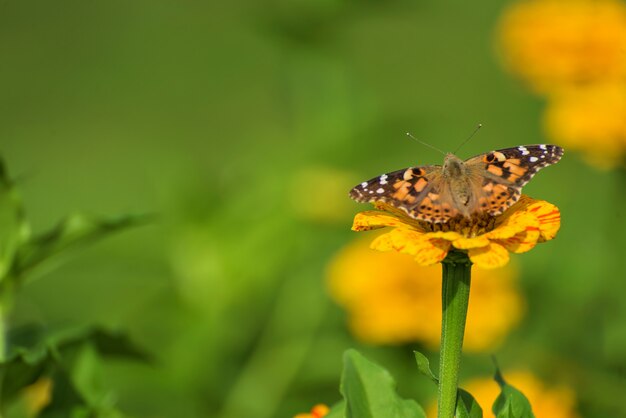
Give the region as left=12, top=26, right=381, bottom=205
left=442, top=153, right=465, bottom=179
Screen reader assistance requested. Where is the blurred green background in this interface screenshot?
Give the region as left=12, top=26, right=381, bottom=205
left=1, top=0, right=625, bottom=417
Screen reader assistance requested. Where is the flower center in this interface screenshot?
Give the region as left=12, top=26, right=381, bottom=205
left=419, top=214, right=497, bottom=237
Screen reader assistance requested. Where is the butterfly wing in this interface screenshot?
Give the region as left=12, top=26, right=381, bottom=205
left=465, top=144, right=564, bottom=216
left=349, top=165, right=463, bottom=223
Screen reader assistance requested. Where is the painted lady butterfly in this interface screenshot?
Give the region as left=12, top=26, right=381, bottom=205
left=350, top=145, right=563, bottom=223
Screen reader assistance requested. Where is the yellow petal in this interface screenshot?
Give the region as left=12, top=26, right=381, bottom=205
left=425, top=231, right=464, bottom=241
left=493, top=195, right=560, bottom=242
left=525, top=200, right=561, bottom=242
left=487, top=211, right=538, bottom=240
left=452, top=236, right=491, bottom=249
left=312, top=404, right=330, bottom=417
left=415, top=238, right=451, bottom=265
left=371, top=229, right=450, bottom=266
left=352, top=210, right=416, bottom=231
left=370, top=228, right=422, bottom=253
left=469, top=243, right=510, bottom=269
left=497, top=195, right=535, bottom=221
left=494, top=228, right=541, bottom=253
left=293, top=403, right=330, bottom=418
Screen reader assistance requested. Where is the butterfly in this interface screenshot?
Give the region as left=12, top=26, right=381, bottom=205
left=349, top=145, right=564, bottom=223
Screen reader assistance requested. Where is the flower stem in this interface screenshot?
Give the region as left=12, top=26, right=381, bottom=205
left=437, top=251, right=472, bottom=418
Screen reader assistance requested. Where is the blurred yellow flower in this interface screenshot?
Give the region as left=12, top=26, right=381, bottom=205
left=294, top=404, right=330, bottom=418
left=327, top=237, right=524, bottom=352
left=351, top=195, right=560, bottom=269
left=545, top=82, right=626, bottom=168
left=289, top=166, right=359, bottom=223
left=23, top=377, right=53, bottom=416
left=428, top=371, right=579, bottom=418
left=498, top=0, right=626, bottom=167
left=497, top=0, right=626, bottom=94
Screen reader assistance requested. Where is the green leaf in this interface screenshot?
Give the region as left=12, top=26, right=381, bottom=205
left=9, top=325, right=150, bottom=364
left=90, top=327, right=152, bottom=362
left=413, top=351, right=438, bottom=384
left=0, top=346, right=52, bottom=403
left=492, top=368, right=535, bottom=418
left=341, top=349, right=426, bottom=418
left=325, top=401, right=345, bottom=418
left=38, top=369, right=89, bottom=418
left=38, top=367, right=131, bottom=418
left=1, top=326, right=149, bottom=406
left=0, top=157, right=28, bottom=282
left=54, top=327, right=151, bottom=363
left=456, top=388, right=483, bottom=418
left=14, top=212, right=150, bottom=282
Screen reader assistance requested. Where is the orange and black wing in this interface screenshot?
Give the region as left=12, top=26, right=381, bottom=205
left=350, top=165, right=462, bottom=223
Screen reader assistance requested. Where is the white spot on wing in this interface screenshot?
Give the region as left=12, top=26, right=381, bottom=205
left=518, top=146, right=529, bottom=155
left=361, top=182, right=368, bottom=187
left=529, top=156, right=538, bottom=162
left=540, top=144, right=547, bottom=150
left=379, top=174, right=388, bottom=185
left=376, top=188, right=385, bottom=194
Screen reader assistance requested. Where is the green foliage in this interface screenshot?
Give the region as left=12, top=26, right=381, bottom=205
left=456, top=389, right=483, bottom=418
left=2, top=326, right=148, bottom=417
left=0, top=160, right=149, bottom=417
left=325, top=401, right=346, bottom=418
left=0, top=157, right=27, bottom=284
left=0, top=158, right=148, bottom=290
left=340, top=349, right=426, bottom=418
left=492, top=368, right=535, bottom=418
left=414, top=350, right=483, bottom=418
left=3, top=0, right=625, bottom=416
left=413, top=351, right=438, bottom=384
left=12, top=212, right=150, bottom=285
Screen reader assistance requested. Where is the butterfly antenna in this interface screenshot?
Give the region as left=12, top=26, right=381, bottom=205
left=406, top=132, right=446, bottom=155
left=453, top=123, right=482, bottom=154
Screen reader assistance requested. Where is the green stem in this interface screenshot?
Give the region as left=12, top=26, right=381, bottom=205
left=0, top=314, right=4, bottom=418
left=0, top=281, right=12, bottom=364
left=437, top=251, right=472, bottom=418
left=0, top=289, right=8, bottom=418
left=0, top=306, right=5, bottom=362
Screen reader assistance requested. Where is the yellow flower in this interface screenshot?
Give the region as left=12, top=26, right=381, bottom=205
left=545, top=82, right=626, bottom=168
left=327, top=237, right=524, bottom=352
left=351, top=195, right=560, bottom=269
left=289, top=166, right=360, bottom=224
left=428, top=371, right=579, bottom=418
left=294, top=404, right=330, bottom=418
left=23, top=377, right=53, bottom=416
left=497, top=0, right=626, bottom=94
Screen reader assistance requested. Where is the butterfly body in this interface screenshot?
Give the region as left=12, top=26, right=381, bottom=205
left=350, top=145, right=563, bottom=223
left=442, top=153, right=475, bottom=212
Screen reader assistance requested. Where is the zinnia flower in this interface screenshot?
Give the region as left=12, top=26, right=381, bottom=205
left=327, top=237, right=524, bottom=351
left=428, top=371, right=579, bottom=418
left=497, top=0, right=626, bottom=167
left=351, top=195, right=560, bottom=269
left=497, top=0, right=626, bottom=94
left=544, top=82, right=626, bottom=168
left=294, top=404, right=329, bottom=418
